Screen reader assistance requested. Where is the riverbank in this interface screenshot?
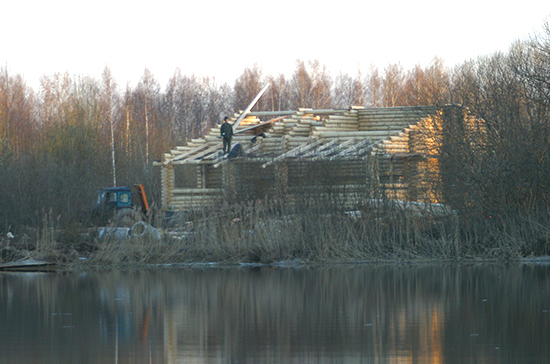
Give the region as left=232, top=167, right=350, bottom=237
left=2, top=198, right=549, bottom=269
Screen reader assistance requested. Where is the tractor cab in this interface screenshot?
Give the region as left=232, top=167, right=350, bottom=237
left=91, top=185, right=149, bottom=226
left=97, top=186, right=133, bottom=210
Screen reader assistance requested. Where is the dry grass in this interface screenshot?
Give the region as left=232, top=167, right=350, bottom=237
left=4, top=195, right=549, bottom=267
left=77, top=195, right=550, bottom=267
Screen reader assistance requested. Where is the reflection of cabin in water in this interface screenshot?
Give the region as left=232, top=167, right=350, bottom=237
left=155, top=105, right=478, bottom=211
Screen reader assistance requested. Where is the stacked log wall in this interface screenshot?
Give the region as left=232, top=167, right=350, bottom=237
left=161, top=163, right=174, bottom=211
left=232, top=161, right=278, bottom=202
left=157, top=106, right=461, bottom=210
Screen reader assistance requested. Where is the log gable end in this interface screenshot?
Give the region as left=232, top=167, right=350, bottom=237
left=154, top=105, right=480, bottom=211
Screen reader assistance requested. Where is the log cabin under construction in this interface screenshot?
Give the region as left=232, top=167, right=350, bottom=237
left=154, top=105, right=478, bottom=212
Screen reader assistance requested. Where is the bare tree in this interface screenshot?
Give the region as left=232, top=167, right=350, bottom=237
left=366, top=66, right=383, bottom=107
left=101, top=67, right=119, bottom=186
left=509, top=20, right=550, bottom=109
left=135, top=68, right=160, bottom=166
left=382, top=63, right=405, bottom=107
left=332, top=70, right=364, bottom=108
left=234, top=65, right=264, bottom=111
left=404, top=58, right=450, bottom=106
left=0, top=68, right=35, bottom=155
left=309, top=60, right=332, bottom=109
left=290, top=60, right=313, bottom=109
left=265, top=74, right=290, bottom=111
left=205, top=78, right=232, bottom=131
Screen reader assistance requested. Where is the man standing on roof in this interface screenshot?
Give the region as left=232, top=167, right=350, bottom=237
left=220, top=116, right=233, bottom=155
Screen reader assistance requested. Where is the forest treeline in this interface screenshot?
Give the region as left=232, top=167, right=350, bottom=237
left=1, top=21, right=550, bottom=240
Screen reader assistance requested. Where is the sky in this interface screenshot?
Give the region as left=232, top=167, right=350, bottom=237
left=2, top=0, right=550, bottom=92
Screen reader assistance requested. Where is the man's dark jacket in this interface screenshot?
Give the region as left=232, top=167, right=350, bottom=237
left=220, top=122, right=233, bottom=139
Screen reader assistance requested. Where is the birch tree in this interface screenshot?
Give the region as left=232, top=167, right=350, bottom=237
left=332, top=70, right=364, bottom=108
left=265, top=74, right=290, bottom=111
left=382, top=63, right=405, bottom=107
left=290, top=60, right=313, bottom=109
left=366, top=66, right=383, bottom=107
left=135, top=68, right=160, bottom=166
left=234, top=65, right=263, bottom=111
left=101, top=67, right=119, bottom=186
left=309, top=60, right=332, bottom=109
left=404, top=58, right=450, bottom=106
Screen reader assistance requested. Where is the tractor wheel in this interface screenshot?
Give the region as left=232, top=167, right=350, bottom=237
left=111, top=208, right=142, bottom=227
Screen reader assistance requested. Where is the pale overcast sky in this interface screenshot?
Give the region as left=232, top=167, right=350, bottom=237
left=2, top=0, right=550, bottom=91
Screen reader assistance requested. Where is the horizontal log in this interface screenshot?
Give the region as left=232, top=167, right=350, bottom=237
left=241, top=109, right=348, bottom=118
left=184, top=138, right=208, bottom=145
left=172, top=195, right=222, bottom=203
left=372, top=152, right=425, bottom=158
left=358, top=118, right=418, bottom=124
left=172, top=188, right=221, bottom=195
left=376, top=142, right=409, bottom=148
left=313, top=130, right=399, bottom=138
left=358, top=127, right=411, bottom=133
left=359, top=123, right=413, bottom=128
left=171, top=202, right=217, bottom=210
left=315, top=126, right=359, bottom=132
left=326, top=115, right=359, bottom=121
left=291, top=126, right=315, bottom=132
left=359, top=123, right=424, bottom=129
left=358, top=106, right=436, bottom=115
left=296, top=108, right=348, bottom=115
left=322, top=125, right=360, bottom=130
left=287, top=184, right=367, bottom=192
left=389, top=133, right=409, bottom=140
left=379, top=183, right=408, bottom=189
left=358, top=112, right=435, bottom=119
left=375, top=149, right=410, bottom=155
left=288, top=131, right=312, bottom=137
left=324, top=121, right=360, bottom=127
left=163, top=143, right=211, bottom=164
left=379, top=139, right=408, bottom=145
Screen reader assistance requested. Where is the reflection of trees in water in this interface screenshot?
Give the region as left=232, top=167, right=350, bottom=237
left=173, top=265, right=550, bottom=363
left=1, top=265, right=549, bottom=363
left=0, top=271, right=169, bottom=363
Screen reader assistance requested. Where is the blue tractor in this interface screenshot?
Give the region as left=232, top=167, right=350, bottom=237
left=91, top=185, right=150, bottom=227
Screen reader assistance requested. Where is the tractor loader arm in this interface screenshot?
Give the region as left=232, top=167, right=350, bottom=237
left=134, top=184, right=150, bottom=214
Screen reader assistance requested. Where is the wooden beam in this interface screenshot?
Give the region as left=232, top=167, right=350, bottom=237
left=179, top=143, right=222, bottom=163
left=299, top=139, right=338, bottom=158
left=244, top=140, right=264, bottom=155
left=261, top=139, right=324, bottom=168
left=311, top=138, right=356, bottom=160
left=234, top=116, right=287, bottom=135
left=163, top=143, right=210, bottom=165
left=247, top=110, right=297, bottom=117
left=313, top=131, right=398, bottom=138
left=232, top=81, right=270, bottom=131
left=328, top=138, right=373, bottom=160
left=172, top=188, right=220, bottom=194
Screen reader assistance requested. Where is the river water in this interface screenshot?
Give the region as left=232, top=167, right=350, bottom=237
left=1, top=263, right=549, bottom=363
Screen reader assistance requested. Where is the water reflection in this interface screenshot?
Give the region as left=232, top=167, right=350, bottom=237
left=1, top=264, right=549, bottom=363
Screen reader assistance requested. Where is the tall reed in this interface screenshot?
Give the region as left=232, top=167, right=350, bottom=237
left=18, top=193, right=550, bottom=267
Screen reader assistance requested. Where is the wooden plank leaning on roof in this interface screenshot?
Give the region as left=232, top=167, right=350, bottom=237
left=231, top=81, right=271, bottom=131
